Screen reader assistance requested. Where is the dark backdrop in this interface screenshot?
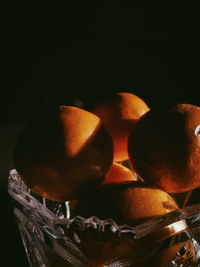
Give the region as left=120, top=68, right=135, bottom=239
left=2, top=1, right=200, bottom=122
left=1, top=1, right=199, bottom=266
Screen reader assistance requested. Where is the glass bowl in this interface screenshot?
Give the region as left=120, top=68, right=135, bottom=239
left=8, top=169, right=200, bottom=267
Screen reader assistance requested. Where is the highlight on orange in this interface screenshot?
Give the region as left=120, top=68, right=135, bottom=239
left=75, top=182, right=179, bottom=227
left=101, top=162, right=137, bottom=185
left=92, top=92, right=150, bottom=162
left=14, top=105, right=113, bottom=202
left=74, top=182, right=179, bottom=266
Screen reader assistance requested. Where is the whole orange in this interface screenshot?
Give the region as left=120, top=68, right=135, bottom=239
left=128, top=103, right=200, bottom=193
left=75, top=182, right=179, bottom=266
left=14, top=106, right=113, bottom=201
left=93, top=92, right=150, bottom=162
left=75, top=182, right=178, bottom=227
left=101, top=162, right=137, bottom=185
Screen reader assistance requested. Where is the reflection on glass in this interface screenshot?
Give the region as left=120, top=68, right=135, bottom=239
left=8, top=170, right=200, bottom=266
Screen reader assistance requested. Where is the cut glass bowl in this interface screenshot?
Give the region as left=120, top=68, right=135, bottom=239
left=8, top=169, right=200, bottom=267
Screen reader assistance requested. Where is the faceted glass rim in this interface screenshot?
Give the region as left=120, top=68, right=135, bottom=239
left=8, top=169, right=200, bottom=240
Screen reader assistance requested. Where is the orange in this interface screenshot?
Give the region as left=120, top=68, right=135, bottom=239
left=14, top=106, right=113, bottom=201
left=75, top=182, right=179, bottom=265
left=75, top=182, right=178, bottom=226
left=101, top=162, right=137, bottom=185
left=93, top=92, right=150, bottom=162
left=128, top=103, right=200, bottom=193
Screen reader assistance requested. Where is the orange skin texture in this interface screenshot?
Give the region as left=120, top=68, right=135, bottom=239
left=93, top=92, right=150, bottom=162
left=101, top=162, right=137, bottom=185
left=128, top=104, right=200, bottom=193
left=76, top=182, right=178, bottom=227
left=14, top=106, right=113, bottom=201
left=75, top=182, right=178, bottom=266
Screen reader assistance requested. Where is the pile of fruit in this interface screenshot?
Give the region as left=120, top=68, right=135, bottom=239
left=13, top=92, right=200, bottom=266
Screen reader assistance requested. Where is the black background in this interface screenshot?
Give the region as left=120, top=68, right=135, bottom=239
left=1, top=0, right=200, bottom=122
left=1, top=1, right=200, bottom=266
